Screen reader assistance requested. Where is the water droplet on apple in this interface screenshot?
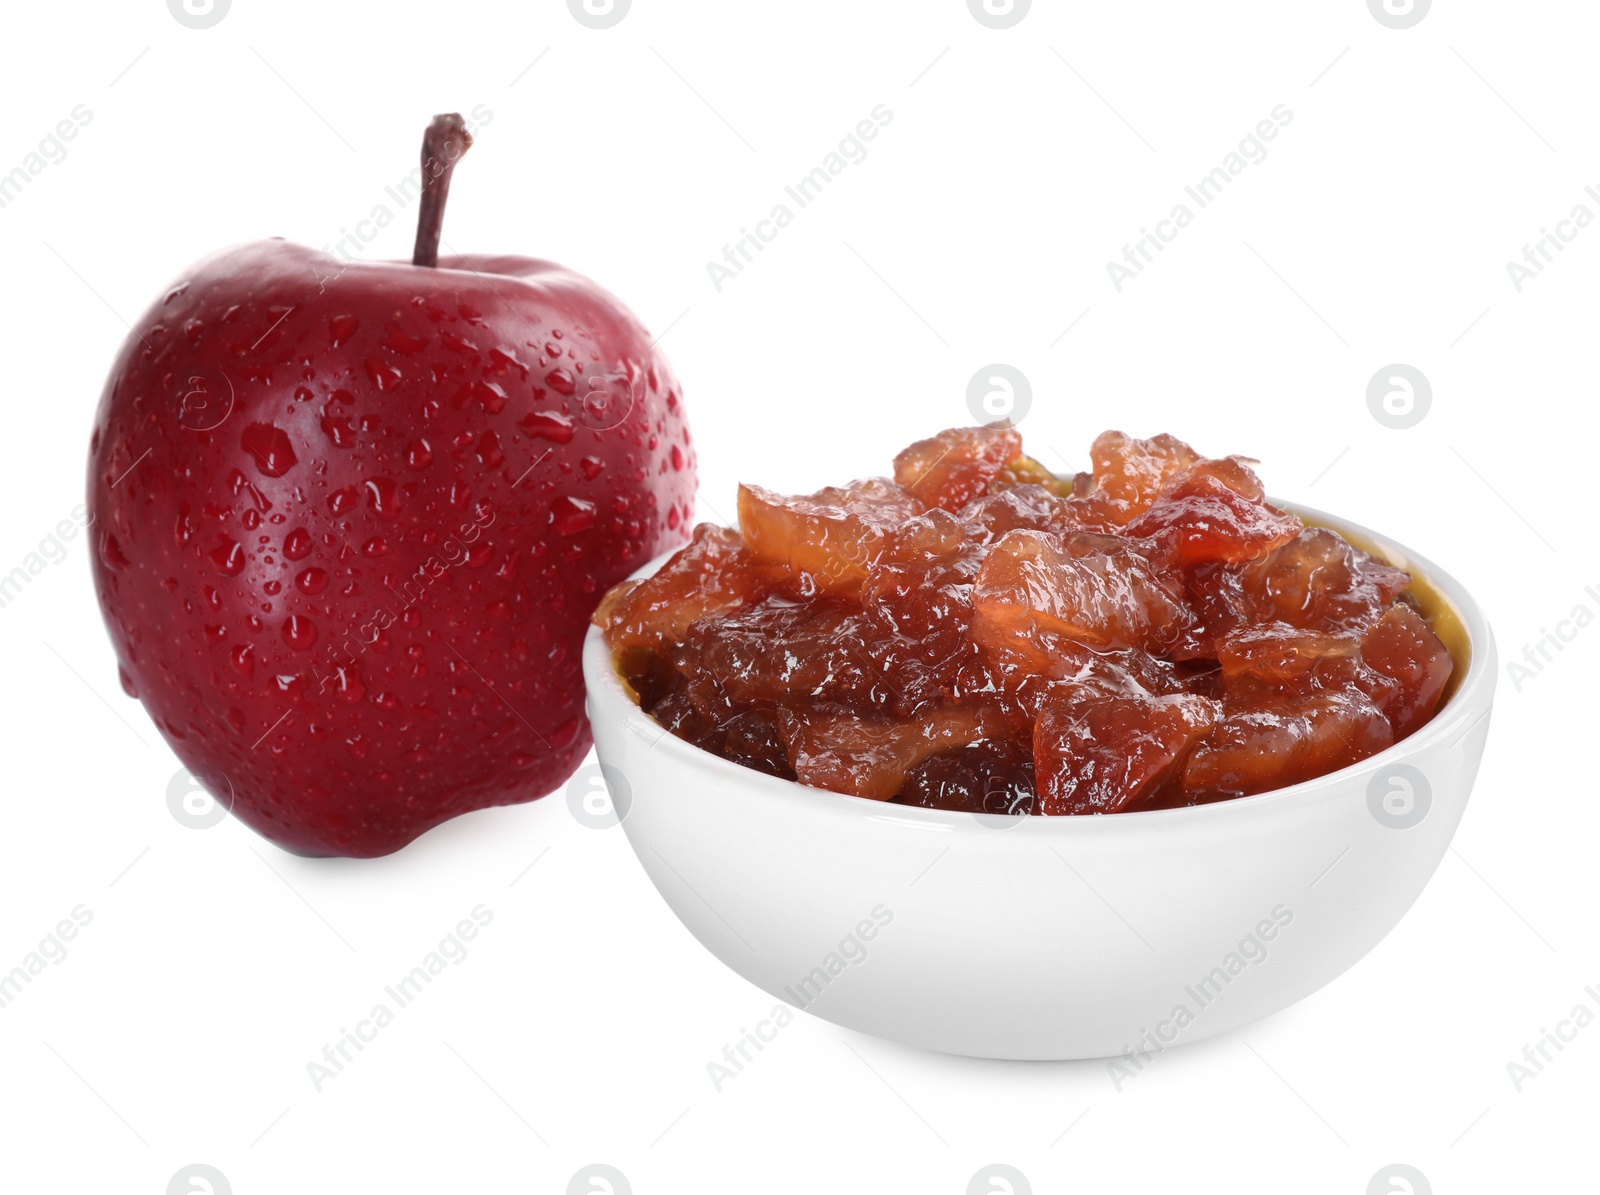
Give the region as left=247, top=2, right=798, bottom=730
left=364, top=477, right=398, bottom=518
left=320, top=406, right=356, bottom=448
left=295, top=567, right=328, bottom=595
left=209, top=539, right=246, bottom=577
left=551, top=496, right=597, bottom=536
left=334, top=666, right=366, bottom=704
left=477, top=431, right=505, bottom=469
left=283, top=614, right=317, bottom=650
left=283, top=528, right=312, bottom=559
left=520, top=410, right=575, bottom=444
left=329, top=314, right=359, bottom=346
left=365, top=357, right=403, bottom=391
left=545, top=367, right=576, bottom=396
left=404, top=439, right=434, bottom=470
left=99, top=531, right=130, bottom=571
left=453, top=379, right=507, bottom=413
left=241, top=422, right=298, bottom=477
left=384, top=323, right=429, bottom=356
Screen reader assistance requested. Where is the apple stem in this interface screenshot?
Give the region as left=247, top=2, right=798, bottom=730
left=412, top=113, right=473, bottom=268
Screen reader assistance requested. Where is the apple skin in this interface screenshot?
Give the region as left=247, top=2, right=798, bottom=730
left=87, top=240, right=695, bottom=856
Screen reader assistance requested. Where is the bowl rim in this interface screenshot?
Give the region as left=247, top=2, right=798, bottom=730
left=582, top=499, right=1496, bottom=832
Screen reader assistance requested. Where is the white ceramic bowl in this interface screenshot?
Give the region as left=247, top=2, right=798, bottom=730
left=582, top=504, right=1495, bottom=1061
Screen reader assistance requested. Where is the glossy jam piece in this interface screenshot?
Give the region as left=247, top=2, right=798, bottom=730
left=721, top=709, right=795, bottom=779
left=1170, top=563, right=1250, bottom=660
left=862, top=508, right=981, bottom=626
left=977, top=623, right=1197, bottom=726
left=639, top=668, right=725, bottom=756
left=1033, top=684, right=1219, bottom=814
left=1090, top=430, right=1201, bottom=514
left=858, top=510, right=986, bottom=702
left=1237, top=527, right=1410, bottom=633
left=595, top=523, right=778, bottom=649
left=1125, top=458, right=1302, bottom=568
left=738, top=477, right=924, bottom=595
left=1185, top=688, right=1394, bottom=798
left=1215, top=623, right=1401, bottom=715
left=1361, top=602, right=1454, bottom=738
left=972, top=529, right=1193, bottom=656
left=893, top=423, right=1023, bottom=512
left=893, top=739, right=1035, bottom=815
left=598, top=424, right=1456, bottom=815
left=960, top=484, right=1075, bottom=543
left=674, top=598, right=881, bottom=715
left=777, top=702, right=1002, bottom=802
left=1216, top=624, right=1361, bottom=688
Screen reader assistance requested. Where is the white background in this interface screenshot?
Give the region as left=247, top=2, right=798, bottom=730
left=1, top=1, right=1595, bottom=1191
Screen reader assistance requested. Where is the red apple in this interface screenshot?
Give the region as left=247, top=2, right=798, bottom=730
left=87, top=114, right=696, bottom=856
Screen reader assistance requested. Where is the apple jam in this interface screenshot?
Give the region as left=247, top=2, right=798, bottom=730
left=594, top=426, right=1455, bottom=816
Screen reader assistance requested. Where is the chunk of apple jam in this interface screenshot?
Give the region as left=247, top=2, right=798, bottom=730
left=972, top=529, right=1193, bottom=656
left=1124, top=457, right=1302, bottom=567
left=893, top=423, right=1023, bottom=512
left=1184, top=689, right=1394, bottom=799
left=1090, top=430, right=1202, bottom=514
left=778, top=702, right=1007, bottom=802
left=596, top=524, right=780, bottom=650
left=596, top=425, right=1456, bottom=815
left=1034, top=684, right=1219, bottom=814
left=737, top=477, right=923, bottom=595
left=893, top=740, right=1035, bottom=815
left=1360, top=601, right=1453, bottom=739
